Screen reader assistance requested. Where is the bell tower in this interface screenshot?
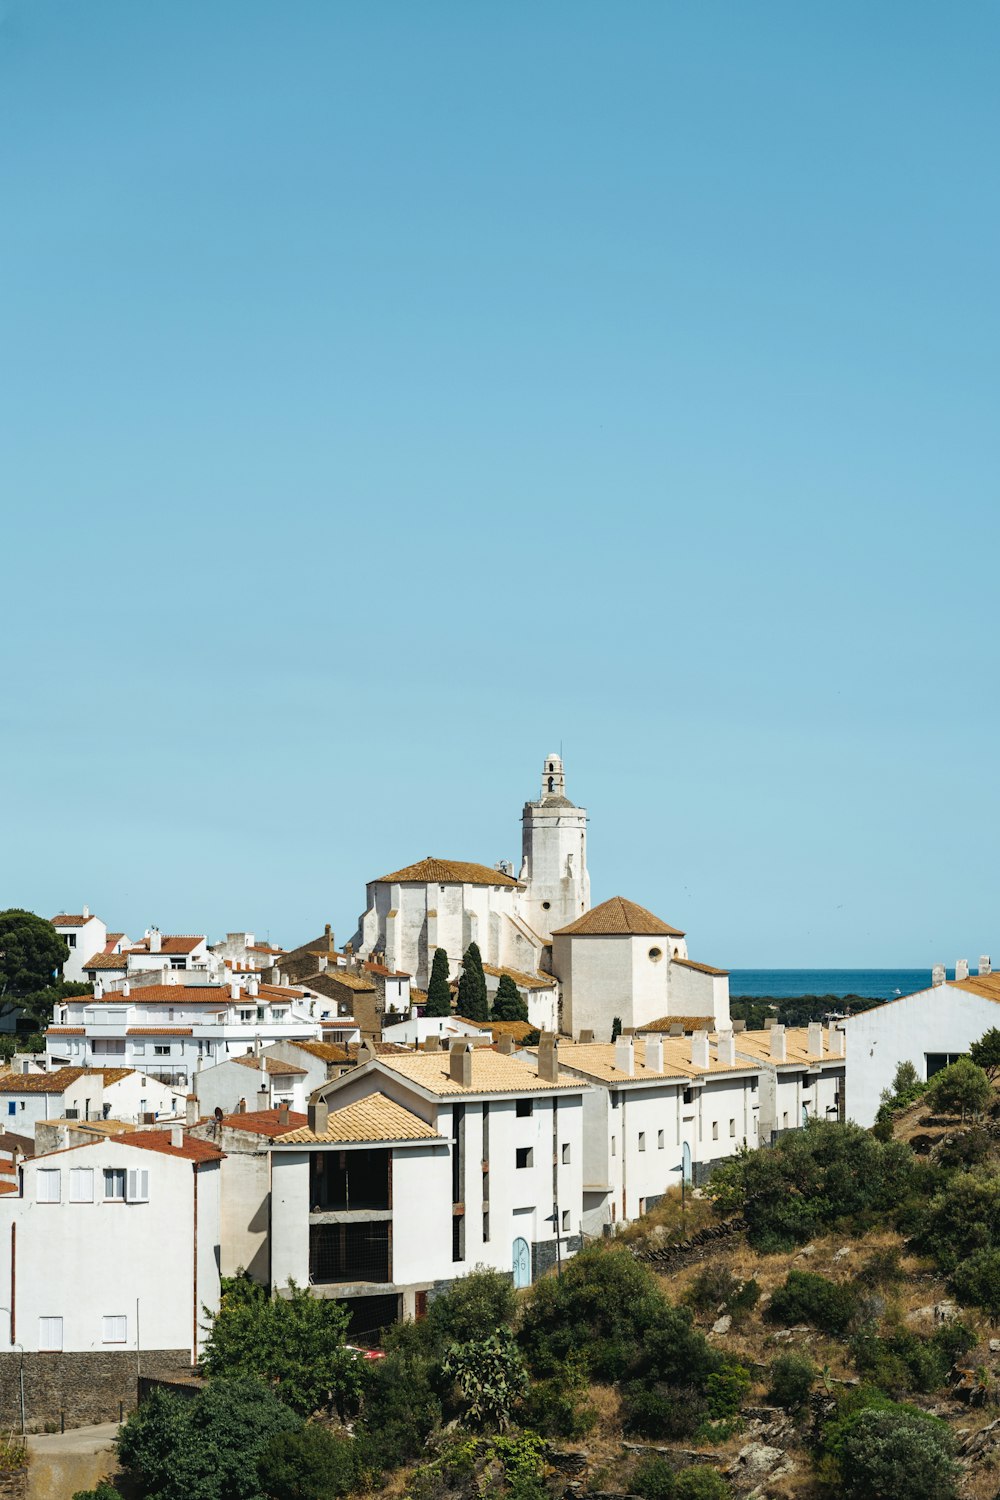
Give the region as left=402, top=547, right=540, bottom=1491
left=518, top=753, right=591, bottom=944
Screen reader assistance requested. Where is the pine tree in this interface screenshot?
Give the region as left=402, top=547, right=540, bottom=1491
left=457, top=942, right=490, bottom=1022
left=491, top=973, right=528, bottom=1023
left=425, top=948, right=452, bottom=1017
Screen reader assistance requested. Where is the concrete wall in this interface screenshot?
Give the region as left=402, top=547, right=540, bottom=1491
left=668, top=964, right=730, bottom=1027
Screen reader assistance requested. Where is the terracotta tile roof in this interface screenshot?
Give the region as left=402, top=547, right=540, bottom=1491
left=0, top=1160, right=16, bottom=1175
left=257, top=983, right=306, bottom=1000
left=409, top=988, right=428, bottom=1006
left=285, top=1040, right=351, bottom=1064
left=0, top=1068, right=90, bottom=1094
left=363, top=961, right=411, bottom=978
left=672, top=957, right=729, bottom=977
left=552, top=897, right=685, bottom=939
left=375, top=857, right=522, bottom=889
left=126, top=936, right=204, bottom=956
left=248, top=944, right=286, bottom=955
left=0, top=1129, right=33, bottom=1156
left=83, top=953, right=129, bottom=971
left=52, top=914, right=96, bottom=927
left=455, top=1017, right=535, bottom=1042
left=320, top=970, right=375, bottom=993
left=551, top=1038, right=752, bottom=1083
left=95, top=1068, right=134, bottom=1085
left=88, top=985, right=228, bottom=1005
left=636, top=1015, right=720, bottom=1034
left=213, top=1108, right=308, bottom=1137
left=126, top=1027, right=194, bottom=1036
left=278, top=1092, right=441, bottom=1144
left=46, top=1027, right=86, bottom=1036
left=231, top=1055, right=307, bottom=1076
left=104, top=933, right=125, bottom=949
left=482, top=964, right=557, bottom=990
left=375, top=1051, right=581, bottom=1096
left=347, top=1041, right=412, bottom=1058
left=0, top=1182, right=18, bottom=1195
left=734, top=1027, right=843, bottom=1067
left=110, top=1130, right=224, bottom=1163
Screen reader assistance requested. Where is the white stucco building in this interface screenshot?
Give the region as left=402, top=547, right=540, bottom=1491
left=734, top=1024, right=846, bottom=1138
left=517, top=755, right=590, bottom=943
left=51, top=909, right=112, bottom=984
left=841, top=962, right=997, bottom=1127
left=0, top=1066, right=183, bottom=1130
left=193, top=1051, right=310, bottom=1118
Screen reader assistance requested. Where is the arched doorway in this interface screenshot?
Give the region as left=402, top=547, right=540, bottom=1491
left=512, top=1237, right=531, bottom=1288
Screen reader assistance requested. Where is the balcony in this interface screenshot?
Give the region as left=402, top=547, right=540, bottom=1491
left=310, top=1149, right=389, bottom=1213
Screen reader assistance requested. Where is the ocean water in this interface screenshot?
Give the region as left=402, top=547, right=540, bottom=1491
left=728, top=969, right=935, bottom=1002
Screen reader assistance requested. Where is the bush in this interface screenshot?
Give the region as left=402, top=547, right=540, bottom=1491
left=913, top=1170, right=1000, bottom=1271
left=832, top=1405, right=959, bottom=1500
left=257, top=1425, right=359, bottom=1500
left=767, top=1353, right=815, bottom=1410
left=72, top=1487, right=121, bottom=1500
left=925, top=1058, right=991, bottom=1120
left=423, top=1266, right=518, bottom=1349
left=766, top=1271, right=858, bottom=1335
left=441, top=1328, right=528, bottom=1429
left=621, top=1384, right=704, bottom=1440
left=632, top=1454, right=676, bottom=1500
left=684, top=1268, right=759, bottom=1326
left=356, top=1350, right=441, bottom=1474
left=704, top=1362, right=751, bottom=1419
left=708, top=1121, right=918, bottom=1252
left=952, top=1246, right=1000, bottom=1318
left=857, top=1247, right=904, bottom=1288
left=520, top=1356, right=596, bottom=1438
left=674, top=1471, right=729, bottom=1500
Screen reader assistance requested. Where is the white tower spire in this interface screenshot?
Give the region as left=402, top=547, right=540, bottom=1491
left=518, top=753, right=591, bottom=943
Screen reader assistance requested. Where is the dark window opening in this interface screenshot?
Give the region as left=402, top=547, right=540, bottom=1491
left=452, top=1214, right=465, bottom=1263
left=515, top=1098, right=533, bottom=1118
left=452, top=1103, right=465, bottom=1205
left=547, top=776, right=555, bottom=792
left=344, top=1293, right=400, bottom=1343
left=926, top=1052, right=962, bottom=1079
left=683, top=1087, right=694, bottom=1105
left=516, top=1147, right=533, bottom=1169
left=310, top=1149, right=390, bottom=1211
left=309, top=1222, right=390, bottom=1284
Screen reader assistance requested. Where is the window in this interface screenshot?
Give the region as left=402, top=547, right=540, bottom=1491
left=69, top=1168, right=94, bottom=1203
left=648, top=946, right=663, bottom=963
left=169, top=958, right=185, bottom=970
left=452, top=1215, right=465, bottom=1263
left=712, top=1121, right=719, bottom=1140
left=611, top=1137, right=616, bottom=1157
left=482, top=1211, right=490, bottom=1243
left=67, top=934, right=77, bottom=948
left=153, top=1045, right=170, bottom=1056
left=132, top=1042, right=145, bottom=1056
left=104, top=1168, right=126, bottom=1201
left=6, top=1103, right=14, bottom=1117
left=561, top=1143, right=570, bottom=1164
left=561, top=1210, right=570, bottom=1232
left=515, top=1148, right=533, bottom=1170
left=657, top=1129, right=664, bottom=1149
left=36, top=1169, right=60, bottom=1204
left=729, top=1119, right=736, bottom=1137
left=927, top=1052, right=962, bottom=1078
left=638, top=1132, right=646, bottom=1152
left=126, top=1168, right=149, bottom=1203
left=39, top=1317, right=63, bottom=1351
left=515, top=1099, right=533, bottom=1118
left=683, top=1087, right=694, bottom=1105
left=239, top=1010, right=254, bottom=1023
left=102, top=1315, right=127, bottom=1344
left=782, top=1112, right=789, bottom=1129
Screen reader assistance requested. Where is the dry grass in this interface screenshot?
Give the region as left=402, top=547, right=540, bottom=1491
left=616, top=1185, right=716, bottom=1246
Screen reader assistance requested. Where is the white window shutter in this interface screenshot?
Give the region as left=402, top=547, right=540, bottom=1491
left=126, top=1168, right=138, bottom=1202
left=126, top=1167, right=149, bottom=1203
left=139, top=1168, right=149, bottom=1201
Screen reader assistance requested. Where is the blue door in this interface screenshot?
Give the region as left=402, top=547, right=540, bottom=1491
left=512, top=1237, right=531, bottom=1288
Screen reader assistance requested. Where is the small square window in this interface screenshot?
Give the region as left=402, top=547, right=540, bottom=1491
left=657, top=1129, right=664, bottom=1149
left=515, top=1147, right=533, bottom=1169
left=515, top=1099, right=533, bottom=1118
left=102, top=1315, right=127, bottom=1344
left=683, top=1087, right=694, bottom=1105
left=638, top=1132, right=646, bottom=1152
left=561, top=1210, right=570, bottom=1232
left=153, top=1045, right=170, bottom=1056
left=36, top=1169, right=61, bottom=1204
left=104, top=1168, right=126, bottom=1201
left=69, top=1168, right=94, bottom=1203
left=561, top=1143, right=570, bottom=1164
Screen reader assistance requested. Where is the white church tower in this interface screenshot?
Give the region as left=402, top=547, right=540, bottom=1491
left=518, top=754, right=591, bottom=944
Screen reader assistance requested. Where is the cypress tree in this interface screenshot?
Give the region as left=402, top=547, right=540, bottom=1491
left=457, top=942, right=489, bottom=1023
left=425, top=948, right=452, bottom=1017
left=611, top=1016, right=623, bottom=1043
left=492, top=973, right=529, bottom=1023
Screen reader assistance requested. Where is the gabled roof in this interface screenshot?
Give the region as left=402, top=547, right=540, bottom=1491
left=284, top=1040, right=351, bottom=1064
left=319, top=970, right=375, bottom=993
left=52, top=913, right=98, bottom=927
left=278, top=1092, right=441, bottom=1144
left=455, top=1016, right=535, bottom=1042
left=552, top=896, right=685, bottom=938
left=0, top=1068, right=90, bottom=1094
left=231, top=1054, right=307, bottom=1076
left=126, top=936, right=204, bottom=956
left=481, top=963, right=558, bottom=990
left=86, top=985, right=228, bottom=1005
left=375, top=857, right=522, bottom=889
left=110, top=1130, right=224, bottom=1163
left=552, top=1038, right=753, bottom=1084
left=83, top=953, right=129, bottom=971
left=214, top=1108, right=308, bottom=1137
left=374, top=1050, right=581, bottom=1097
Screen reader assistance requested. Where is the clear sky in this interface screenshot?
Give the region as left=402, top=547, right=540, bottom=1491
left=3, top=2, right=998, bottom=967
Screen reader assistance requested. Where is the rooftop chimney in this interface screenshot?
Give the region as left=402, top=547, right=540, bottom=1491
left=578, top=1029, right=594, bottom=1044
left=770, top=1024, right=787, bottom=1063
left=537, top=1031, right=559, bottom=1082
left=690, top=1030, right=710, bottom=1071
left=956, top=958, right=970, bottom=982
left=82, top=905, right=90, bottom=920
left=93, top=980, right=103, bottom=1000
left=230, top=981, right=240, bottom=1001
left=325, top=923, right=334, bottom=953
left=716, top=1030, right=736, bottom=1067
left=643, top=1035, right=664, bottom=1072
left=278, top=1102, right=290, bottom=1127
left=170, top=1125, right=183, bottom=1149
left=247, top=978, right=259, bottom=998
left=449, top=1040, right=473, bottom=1088
left=807, top=1021, right=823, bottom=1057
left=932, top=964, right=947, bottom=986
left=497, top=1033, right=514, bottom=1056
left=981, top=956, right=993, bottom=977
left=668, top=1023, right=684, bottom=1037
left=149, top=929, right=161, bottom=954
left=122, top=980, right=130, bottom=998
left=424, top=1034, right=441, bottom=1052
left=185, top=1094, right=198, bottom=1126
left=614, top=1037, right=634, bottom=1076
left=307, top=1100, right=329, bottom=1135
left=829, top=1025, right=846, bottom=1058
left=732, top=1018, right=746, bottom=1033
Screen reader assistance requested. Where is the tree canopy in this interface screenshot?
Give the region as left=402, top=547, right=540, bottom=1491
left=925, top=1057, right=992, bottom=1120
left=0, top=909, right=68, bottom=1005
left=491, top=973, right=528, bottom=1023
left=456, top=943, right=489, bottom=1023
left=425, top=948, right=452, bottom=1018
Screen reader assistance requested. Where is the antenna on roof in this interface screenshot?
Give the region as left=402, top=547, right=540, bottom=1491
left=213, top=1106, right=223, bottom=1120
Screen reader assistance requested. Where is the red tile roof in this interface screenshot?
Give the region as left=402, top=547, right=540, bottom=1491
left=83, top=953, right=129, bottom=971
left=110, top=1130, right=224, bottom=1163
left=231, top=1055, right=307, bottom=1076
left=89, top=985, right=228, bottom=1005
left=214, top=1108, right=309, bottom=1138
left=126, top=1027, right=194, bottom=1036
left=126, top=936, right=204, bottom=956
left=51, top=914, right=95, bottom=927
left=46, top=1027, right=86, bottom=1036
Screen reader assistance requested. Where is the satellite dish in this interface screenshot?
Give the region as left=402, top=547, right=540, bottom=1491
left=214, top=1107, right=224, bottom=1121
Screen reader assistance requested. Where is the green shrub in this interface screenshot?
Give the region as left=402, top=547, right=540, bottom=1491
left=424, top=1267, right=518, bottom=1348
left=674, top=1469, right=729, bottom=1500
left=767, top=1353, right=815, bottom=1410
left=621, top=1384, right=704, bottom=1440
left=441, top=1328, right=528, bottom=1430
left=935, top=1125, right=992, bottom=1168
left=925, top=1058, right=991, bottom=1120
left=684, top=1268, right=759, bottom=1326
left=704, top=1362, right=751, bottom=1419
left=257, top=1425, right=358, bottom=1500
left=632, top=1454, right=676, bottom=1500
left=849, top=1326, right=953, bottom=1395
left=356, top=1350, right=441, bottom=1474
left=72, top=1486, right=121, bottom=1500
left=520, top=1356, right=596, bottom=1438
left=857, top=1247, right=904, bottom=1288
left=913, top=1171, right=1000, bottom=1271
left=830, top=1405, right=959, bottom=1500
left=952, top=1246, right=1000, bottom=1318
left=766, top=1271, right=857, bottom=1335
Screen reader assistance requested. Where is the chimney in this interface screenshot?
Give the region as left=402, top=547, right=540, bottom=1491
left=357, top=1040, right=377, bottom=1065
left=307, top=1100, right=329, bottom=1135
left=643, top=1035, right=664, bottom=1072
left=716, top=1030, right=736, bottom=1067
left=149, top=929, right=161, bottom=954
left=449, top=1040, right=473, bottom=1088
left=237, top=1098, right=246, bottom=1113
left=668, top=1023, right=684, bottom=1037
left=537, top=1032, right=559, bottom=1082
left=981, top=956, right=993, bottom=977
left=614, top=1037, right=634, bottom=1076
left=248, top=978, right=259, bottom=998
left=170, top=1125, right=183, bottom=1149
left=82, top=905, right=90, bottom=920
left=122, top=980, right=130, bottom=998
left=93, top=980, right=103, bottom=1000
left=732, top=1018, right=746, bottom=1033
left=497, top=1033, right=514, bottom=1055
left=278, top=1102, right=290, bottom=1127
left=185, top=1094, right=198, bottom=1126
left=770, top=1024, right=787, bottom=1063
left=424, top=1034, right=441, bottom=1052
left=932, top=963, right=946, bottom=986
left=578, top=1029, right=594, bottom=1044
left=318, top=956, right=328, bottom=973
left=325, top=923, right=334, bottom=953
left=807, top=1021, right=823, bottom=1056
left=956, top=958, right=970, bottom=982
left=230, top=981, right=240, bottom=1000
left=690, top=1030, right=710, bottom=1071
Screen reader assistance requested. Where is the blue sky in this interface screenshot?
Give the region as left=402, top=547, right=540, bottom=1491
left=2, top=2, right=998, bottom=967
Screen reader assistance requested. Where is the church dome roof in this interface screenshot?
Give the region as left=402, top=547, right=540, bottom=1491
left=552, top=895, right=685, bottom=938
left=375, top=857, right=523, bottom=889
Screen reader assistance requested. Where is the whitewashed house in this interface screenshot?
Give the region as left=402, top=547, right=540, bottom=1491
left=842, top=962, right=997, bottom=1127
left=734, top=1024, right=846, bottom=1138
left=51, top=909, right=110, bottom=984
left=0, top=1067, right=182, bottom=1131
left=193, top=1051, right=310, bottom=1118
left=269, top=1040, right=585, bottom=1336
left=550, top=1032, right=761, bottom=1233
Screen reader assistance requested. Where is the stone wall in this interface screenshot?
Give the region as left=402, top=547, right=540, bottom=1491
left=0, top=1467, right=27, bottom=1500
left=531, top=1233, right=582, bottom=1280
left=0, top=1350, right=191, bottom=1432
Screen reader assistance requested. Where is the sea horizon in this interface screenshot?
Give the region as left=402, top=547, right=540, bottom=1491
left=727, top=967, right=940, bottom=1001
